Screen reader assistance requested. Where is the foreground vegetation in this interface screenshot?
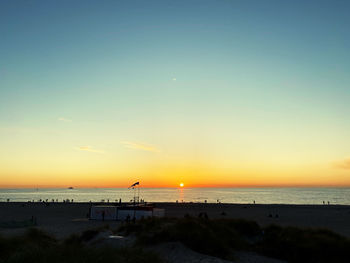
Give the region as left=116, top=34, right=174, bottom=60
left=118, top=217, right=350, bottom=263
left=0, top=228, right=162, bottom=263
left=1, top=217, right=349, bottom=263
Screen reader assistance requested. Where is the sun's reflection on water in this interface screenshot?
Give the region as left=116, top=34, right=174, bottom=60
left=177, top=187, right=184, bottom=202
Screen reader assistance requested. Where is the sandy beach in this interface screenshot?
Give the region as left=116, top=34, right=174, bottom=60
left=1, top=202, right=350, bottom=239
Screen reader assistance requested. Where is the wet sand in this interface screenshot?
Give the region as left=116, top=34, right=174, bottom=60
left=1, top=202, right=350, bottom=239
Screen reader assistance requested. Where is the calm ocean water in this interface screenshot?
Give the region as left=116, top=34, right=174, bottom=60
left=0, top=188, right=350, bottom=205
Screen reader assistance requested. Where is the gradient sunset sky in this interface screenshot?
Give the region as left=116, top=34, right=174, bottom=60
left=1, top=0, right=349, bottom=188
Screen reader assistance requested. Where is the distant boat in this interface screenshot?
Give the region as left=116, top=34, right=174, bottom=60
left=68, top=187, right=74, bottom=189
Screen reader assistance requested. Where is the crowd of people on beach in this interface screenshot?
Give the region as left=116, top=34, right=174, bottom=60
left=3, top=197, right=334, bottom=205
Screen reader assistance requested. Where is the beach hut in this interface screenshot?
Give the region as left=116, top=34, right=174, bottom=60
left=90, top=206, right=118, bottom=220
left=89, top=205, right=165, bottom=221
left=116, top=205, right=165, bottom=220
left=90, top=182, right=165, bottom=221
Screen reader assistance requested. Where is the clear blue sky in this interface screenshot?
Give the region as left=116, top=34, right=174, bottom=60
left=0, top=0, right=349, bottom=187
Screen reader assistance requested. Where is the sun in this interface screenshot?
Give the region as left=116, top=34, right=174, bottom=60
left=179, top=183, right=184, bottom=188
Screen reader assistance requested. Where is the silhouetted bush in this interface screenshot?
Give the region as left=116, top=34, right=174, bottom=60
left=0, top=228, right=163, bottom=263
left=79, top=229, right=100, bottom=242
left=118, top=217, right=350, bottom=262
left=155, top=217, right=231, bottom=257
left=118, top=217, right=257, bottom=258
left=220, top=218, right=261, bottom=237
left=256, top=225, right=350, bottom=263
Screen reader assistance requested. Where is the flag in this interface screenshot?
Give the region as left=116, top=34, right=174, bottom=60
left=128, top=182, right=139, bottom=189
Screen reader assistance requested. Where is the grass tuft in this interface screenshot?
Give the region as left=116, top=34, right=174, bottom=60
left=0, top=227, right=163, bottom=263
left=118, top=217, right=350, bottom=262
left=118, top=217, right=257, bottom=258
left=256, top=225, right=350, bottom=263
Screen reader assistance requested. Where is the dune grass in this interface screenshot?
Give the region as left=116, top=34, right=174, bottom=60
left=1, top=218, right=349, bottom=263
left=0, top=228, right=163, bottom=263
left=256, top=225, right=350, bottom=263
left=118, top=217, right=259, bottom=258
left=118, top=216, right=350, bottom=263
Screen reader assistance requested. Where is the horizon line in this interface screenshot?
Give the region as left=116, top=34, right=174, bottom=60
left=1, top=185, right=350, bottom=189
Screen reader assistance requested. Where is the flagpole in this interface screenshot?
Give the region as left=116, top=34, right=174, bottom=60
left=128, top=182, right=139, bottom=220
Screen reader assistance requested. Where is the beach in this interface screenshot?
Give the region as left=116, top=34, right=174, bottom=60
left=1, top=202, right=350, bottom=239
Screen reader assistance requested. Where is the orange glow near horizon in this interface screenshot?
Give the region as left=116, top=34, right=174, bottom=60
left=1, top=163, right=350, bottom=188
left=1, top=151, right=350, bottom=188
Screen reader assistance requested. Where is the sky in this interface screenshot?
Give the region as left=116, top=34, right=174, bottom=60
left=0, top=0, right=349, bottom=188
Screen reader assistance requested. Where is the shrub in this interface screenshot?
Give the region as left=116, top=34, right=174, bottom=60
left=0, top=228, right=163, bottom=263
left=256, top=225, right=350, bottom=263
left=118, top=217, right=258, bottom=258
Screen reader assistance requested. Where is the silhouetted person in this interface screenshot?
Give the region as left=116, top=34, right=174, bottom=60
left=88, top=206, right=92, bottom=218
left=102, top=210, right=105, bottom=221
left=203, top=212, right=208, bottom=219
left=126, top=214, right=130, bottom=222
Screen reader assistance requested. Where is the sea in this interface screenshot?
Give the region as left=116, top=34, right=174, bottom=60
left=0, top=188, right=350, bottom=205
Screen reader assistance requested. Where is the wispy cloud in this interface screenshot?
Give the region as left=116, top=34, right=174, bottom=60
left=120, top=141, right=160, bottom=153
left=332, top=158, right=350, bottom=170
left=77, top=146, right=104, bottom=154
left=58, top=117, right=72, bottom=122
left=0, top=126, right=62, bottom=135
